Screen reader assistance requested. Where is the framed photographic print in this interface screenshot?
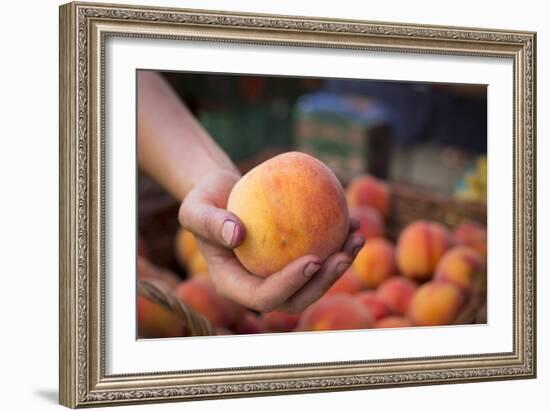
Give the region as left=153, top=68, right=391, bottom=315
left=59, top=1, right=537, bottom=408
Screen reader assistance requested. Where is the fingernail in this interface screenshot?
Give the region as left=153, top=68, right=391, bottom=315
left=303, top=262, right=321, bottom=278
left=336, top=261, right=351, bottom=275
left=221, top=219, right=237, bottom=246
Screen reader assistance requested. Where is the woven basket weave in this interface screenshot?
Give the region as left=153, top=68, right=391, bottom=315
left=138, top=280, right=214, bottom=337
left=387, top=182, right=486, bottom=240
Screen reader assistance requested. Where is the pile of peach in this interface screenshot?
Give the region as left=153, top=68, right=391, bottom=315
left=138, top=172, right=487, bottom=338
left=299, top=174, right=487, bottom=332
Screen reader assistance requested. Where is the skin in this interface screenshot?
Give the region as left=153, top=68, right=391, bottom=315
left=137, top=71, right=365, bottom=313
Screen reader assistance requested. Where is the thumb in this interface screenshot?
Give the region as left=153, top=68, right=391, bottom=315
left=179, top=196, right=245, bottom=249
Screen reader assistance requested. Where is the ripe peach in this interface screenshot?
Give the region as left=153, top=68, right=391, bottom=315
left=396, top=220, right=452, bottom=280
left=296, top=295, right=373, bottom=331
left=227, top=152, right=349, bottom=277
left=376, top=277, right=417, bottom=316
left=346, top=175, right=390, bottom=217
left=374, top=316, right=413, bottom=329
left=434, top=246, right=485, bottom=293
left=137, top=256, right=180, bottom=289
left=137, top=295, right=183, bottom=338
left=349, top=206, right=384, bottom=240
left=352, top=238, right=397, bottom=288
left=175, top=228, right=200, bottom=267
left=355, top=291, right=392, bottom=321
left=175, top=278, right=244, bottom=328
left=452, top=220, right=487, bottom=257
left=324, top=268, right=364, bottom=297
left=262, top=311, right=301, bottom=333
left=408, top=282, right=463, bottom=326
left=234, top=312, right=267, bottom=334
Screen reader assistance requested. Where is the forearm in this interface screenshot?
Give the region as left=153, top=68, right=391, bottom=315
left=137, top=71, right=239, bottom=200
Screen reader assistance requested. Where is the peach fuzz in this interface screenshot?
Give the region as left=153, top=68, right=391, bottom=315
left=175, top=228, right=200, bottom=267
left=262, top=311, right=301, bottom=333
left=376, top=277, right=417, bottom=316
left=408, top=282, right=463, bottom=326
left=324, top=268, right=364, bottom=297
left=352, top=238, right=397, bottom=288
left=349, top=206, right=384, bottom=240
left=296, top=295, right=373, bottom=332
left=434, top=246, right=485, bottom=293
left=137, top=295, right=183, bottom=338
left=345, top=175, right=390, bottom=218
left=227, top=152, right=349, bottom=277
left=234, top=312, right=267, bottom=335
left=396, top=220, right=452, bottom=280
left=175, top=278, right=244, bottom=328
left=452, top=220, right=487, bottom=257
left=374, top=316, right=413, bottom=329
left=355, top=291, right=392, bottom=322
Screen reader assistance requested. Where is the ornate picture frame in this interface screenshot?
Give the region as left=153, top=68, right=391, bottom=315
left=59, top=1, right=536, bottom=408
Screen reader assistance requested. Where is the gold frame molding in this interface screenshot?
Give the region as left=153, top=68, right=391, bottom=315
left=59, top=1, right=537, bottom=408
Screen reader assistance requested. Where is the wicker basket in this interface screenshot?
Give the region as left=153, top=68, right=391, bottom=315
left=387, top=182, right=486, bottom=240
left=138, top=280, right=214, bottom=337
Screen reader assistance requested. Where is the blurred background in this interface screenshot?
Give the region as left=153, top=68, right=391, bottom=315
left=164, top=72, right=486, bottom=192
left=137, top=71, right=488, bottom=338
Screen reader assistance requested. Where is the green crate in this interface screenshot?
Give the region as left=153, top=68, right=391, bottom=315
left=199, top=103, right=293, bottom=162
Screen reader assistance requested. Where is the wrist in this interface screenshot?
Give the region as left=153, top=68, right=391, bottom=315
left=179, top=162, right=241, bottom=200
left=202, top=166, right=242, bottom=186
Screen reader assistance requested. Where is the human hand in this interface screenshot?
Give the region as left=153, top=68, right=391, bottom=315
left=179, top=169, right=365, bottom=314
